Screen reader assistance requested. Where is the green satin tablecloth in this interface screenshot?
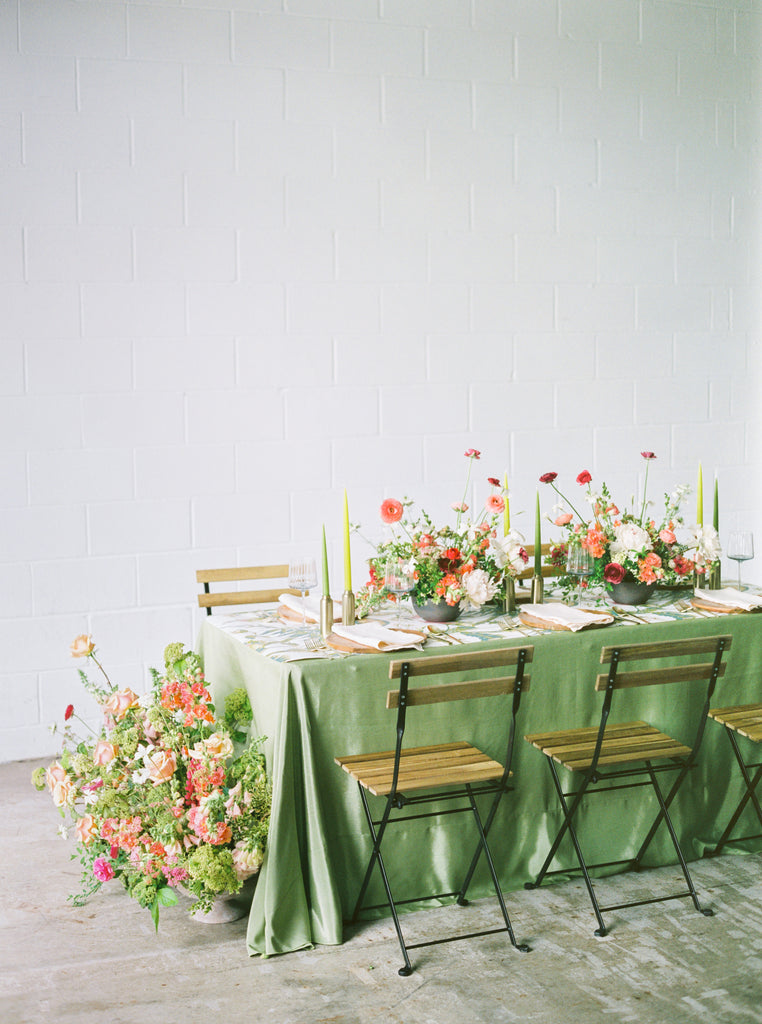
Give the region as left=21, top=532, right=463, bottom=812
left=196, top=602, right=762, bottom=957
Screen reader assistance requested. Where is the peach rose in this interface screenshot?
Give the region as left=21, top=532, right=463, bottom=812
left=93, top=739, right=118, bottom=766
left=75, top=813, right=98, bottom=846
left=145, top=748, right=177, bottom=785
left=70, top=634, right=95, bottom=658
left=201, top=732, right=234, bottom=760
left=51, top=775, right=75, bottom=807
left=103, top=688, right=139, bottom=722
left=46, top=762, right=67, bottom=791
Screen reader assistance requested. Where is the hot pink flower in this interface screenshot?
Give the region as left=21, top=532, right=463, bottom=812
left=93, top=857, right=115, bottom=882
left=485, top=495, right=505, bottom=514
left=577, top=470, right=592, bottom=485
left=539, top=472, right=557, bottom=484
left=379, top=498, right=403, bottom=524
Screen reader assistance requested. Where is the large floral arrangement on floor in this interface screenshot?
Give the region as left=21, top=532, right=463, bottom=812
left=354, top=449, right=528, bottom=618
left=541, top=452, right=721, bottom=592
left=32, top=637, right=271, bottom=927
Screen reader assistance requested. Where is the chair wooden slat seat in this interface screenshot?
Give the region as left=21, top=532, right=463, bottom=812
left=334, top=645, right=534, bottom=976
left=196, top=565, right=299, bottom=615
left=706, top=701, right=762, bottom=854
left=523, top=634, right=732, bottom=937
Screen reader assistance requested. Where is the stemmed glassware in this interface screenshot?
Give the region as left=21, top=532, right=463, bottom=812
left=726, top=532, right=754, bottom=591
left=288, top=558, right=318, bottom=625
left=384, top=556, right=416, bottom=629
left=566, top=542, right=595, bottom=607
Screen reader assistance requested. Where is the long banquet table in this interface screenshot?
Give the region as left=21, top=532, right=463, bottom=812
left=196, top=588, right=762, bottom=957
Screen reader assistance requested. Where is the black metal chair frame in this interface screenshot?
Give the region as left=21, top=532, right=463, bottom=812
left=525, top=636, right=730, bottom=937
left=346, top=647, right=532, bottom=976
left=708, top=707, right=762, bottom=856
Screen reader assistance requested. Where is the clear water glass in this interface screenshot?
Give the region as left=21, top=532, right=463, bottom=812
left=288, top=558, right=318, bottom=624
left=566, top=542, right=595, bottom=606
left=726, top=532, right=754, bottom=591
left=384, top=556, right=415, bottom=628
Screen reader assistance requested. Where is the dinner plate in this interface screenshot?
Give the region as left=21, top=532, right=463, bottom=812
left=326, top=628, right=426, bottom=654
left=519, top=607, right=614, bottom=632
left=690, top=595, right=757, bottom=615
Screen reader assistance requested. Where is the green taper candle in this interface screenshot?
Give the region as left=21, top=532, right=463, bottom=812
left=534, top=490, right=541, bottom=573
left=321, top=525, right=330, bottom=595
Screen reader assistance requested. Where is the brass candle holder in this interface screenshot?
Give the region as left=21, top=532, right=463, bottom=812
left=341, top=590, right=356, bottom=625
left=319, top=596, right=334, bottom=639
left=504, top=577, right=516, bottom=614
left=530, top=575, right=544, bottom=604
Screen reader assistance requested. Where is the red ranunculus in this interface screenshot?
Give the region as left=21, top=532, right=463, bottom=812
left=577, top=470, right=592, bottom=485
left=64, top=704, right=74, bottom=721
left=641, top=451, right=656, bottom=460
left=487, top=477, right=500, bottom=487
left=604, top=562, right=626, bottom=584
left=539, top=472, right=557, bottom=484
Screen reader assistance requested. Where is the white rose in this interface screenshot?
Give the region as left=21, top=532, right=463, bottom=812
left=610, top=522, right=651, bottom=560
left=463, top=568, right=498, bottom=608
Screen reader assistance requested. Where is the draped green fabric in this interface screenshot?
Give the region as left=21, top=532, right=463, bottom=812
left=197, top=612, right=761, bottom=958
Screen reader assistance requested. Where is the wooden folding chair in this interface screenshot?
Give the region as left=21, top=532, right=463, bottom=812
left=524, top=634, right=732, bottom=936
left=517, top=543, right=564, bottom=582
left=196, top=565, right=298, bottom=615
left=706, top=702, right=762, bottom=855
left=335, top=645, right=534, bottom=976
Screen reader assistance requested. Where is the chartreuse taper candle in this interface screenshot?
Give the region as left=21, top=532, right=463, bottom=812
left=504, top=473, right=511, bottom=534
left=321, top=525, right=330, bottom=595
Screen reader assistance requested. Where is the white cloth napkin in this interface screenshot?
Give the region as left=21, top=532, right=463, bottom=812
left=331, top=622, right=426, bottom=651
left=694, top=587, right=762, bottom=611
left=278, top=593, right=341, bottom=623
left=522, top=603, right=614, bottom=631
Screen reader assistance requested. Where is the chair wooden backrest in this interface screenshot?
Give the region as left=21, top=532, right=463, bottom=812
left=385, top=647, right=533, bottom=796
left=196, top=565, right=299, bottom=615
left=589, top=635, right=733, bottom=770
left=517, top=543, right=564, bottom=580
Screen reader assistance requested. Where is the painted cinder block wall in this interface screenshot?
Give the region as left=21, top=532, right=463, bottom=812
left=2, top=0, right=760, bottom=762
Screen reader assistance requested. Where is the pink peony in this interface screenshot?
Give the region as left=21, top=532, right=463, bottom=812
left=379, top=498, right=403, bottom=524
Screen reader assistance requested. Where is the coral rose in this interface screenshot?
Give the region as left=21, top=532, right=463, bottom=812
left=93, top=739, right=118, bottom=766
left=380, top=498, right=403, bottom=524
left=145, top=748, right=177, bottom=785
left=70, top=634, right=95, bottom=658
left=103, top=688, right=139, bottom=722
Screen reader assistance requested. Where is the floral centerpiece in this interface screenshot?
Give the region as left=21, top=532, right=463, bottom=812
left=32, top=636, right=271, bottom=928
left=540, top=452, right=721, bottom=596
left=354, top=449, right=528, bottom=618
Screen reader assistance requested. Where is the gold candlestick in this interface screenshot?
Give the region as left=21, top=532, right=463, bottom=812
left=504, top=577, right=516, bottom=614
left=341, top=590, right=355, bottom=625
left=320, top=596, right=334, bottom=639
left=530, top=575, right=544, bottom=603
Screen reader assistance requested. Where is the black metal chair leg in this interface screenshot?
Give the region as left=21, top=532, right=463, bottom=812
left=711, top=731, right=762, bottom=856
left=456, top=784, right=506, bottom=904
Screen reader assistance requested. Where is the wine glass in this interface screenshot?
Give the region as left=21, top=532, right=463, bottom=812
left=566, top=542, right=595, bottom=606
left=726, top=532, right=754, bottom=591
left=288, top=558, right=318, bottom=625
left=384, top=556, right=415, bottom=628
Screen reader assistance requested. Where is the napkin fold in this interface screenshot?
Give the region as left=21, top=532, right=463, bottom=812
left=278, top=593, right=341, bottom=623
left=331, top=622, right=426, bottom=651
left=521, top=603, right=614, bottom=632
left=694, top=587, right=762, bottom=611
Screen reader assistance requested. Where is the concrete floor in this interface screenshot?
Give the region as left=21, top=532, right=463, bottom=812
left=3, top=756, right=762, bottom=1024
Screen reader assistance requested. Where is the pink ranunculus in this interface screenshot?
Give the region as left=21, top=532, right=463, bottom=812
left=145, top=748, right=177, bottom=785
left=659, top=528, right=676, bottom=545
left=641, top=451, right=656, bottom=460
left=70, top=634, right=95, bottom=658
left=75, top=814, right=98, bottom=846
left=93, top=739, right=118, bottom=767
left=576, top=470, right=592, bottom=485
left=464, top=449, right=481, bottom=459
left=379, top=498, right=403, bottom=524
left=539, top=472, right=557, bottom=484
left=554, top=512, right=573, bottom=526
left=451, top=502, right=469, bottom=513
left=93, top=857, right=115, bottom=882
left=604, top=562, right=626, bottom=584
left=103, top=688, right=139, bottom=723
left=485, top=495, right=505, bottom=514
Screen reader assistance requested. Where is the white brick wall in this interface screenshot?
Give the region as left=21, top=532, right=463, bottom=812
left=2, top=0, right=760, bottom=762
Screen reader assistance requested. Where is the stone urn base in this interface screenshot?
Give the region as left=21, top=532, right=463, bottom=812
left=411, top=597, right=462, bottom=622
left=607, top=580, right=656, bottom=606
left=188, top=875, right=257, bottom=924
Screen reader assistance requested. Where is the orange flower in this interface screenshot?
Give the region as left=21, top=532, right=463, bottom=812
left=583, top=528, right=607, bottom=560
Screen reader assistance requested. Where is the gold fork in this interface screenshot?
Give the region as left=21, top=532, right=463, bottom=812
left=304, top=635, right=326, bottom=651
